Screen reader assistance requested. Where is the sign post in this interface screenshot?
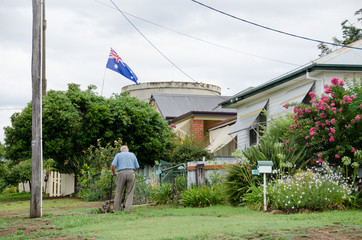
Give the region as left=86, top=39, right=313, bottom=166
left=257, top=161, right=273, bottom=212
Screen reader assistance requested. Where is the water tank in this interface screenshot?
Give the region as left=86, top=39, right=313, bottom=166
left=121, top=81, right=221, bottom=102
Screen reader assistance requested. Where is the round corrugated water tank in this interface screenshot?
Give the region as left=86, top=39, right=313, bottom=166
left=121, top=81, right=221, bottom=101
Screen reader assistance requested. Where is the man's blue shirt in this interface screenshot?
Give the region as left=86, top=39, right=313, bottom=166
left=111, top=151, right=140, bottom=171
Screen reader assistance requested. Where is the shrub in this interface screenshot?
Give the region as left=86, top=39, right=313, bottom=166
left=150, top=183, right=173, bottom=204
left=268, top=168, right=354, bottom=211
left=223, top=161, right=255, bottom=206
left=2, top=186, right=18, bottom=194
left=281, top=77, right=362, bottom=168
left=181, top=184, right=225, bottom=207
left=169, top=135, right=212, bottom=164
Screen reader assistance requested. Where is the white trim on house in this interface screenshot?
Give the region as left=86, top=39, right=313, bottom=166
left=228, top=99, right=268, bottom=135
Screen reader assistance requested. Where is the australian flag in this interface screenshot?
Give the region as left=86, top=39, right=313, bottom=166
left=106, top=48, right=139, bottom=84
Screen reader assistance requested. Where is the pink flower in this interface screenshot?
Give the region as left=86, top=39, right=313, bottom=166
left=351, top=95, right=356, bottom=99
left=309, top=127, right=317, bottom=136
left=331, top=118, right=337, bottom=124
left=283, top=102, right=289, bottom=109
left=330, top=128, right=335, bottom=134
left=319, top=113, right=327, bottom=119
left=335, top=154, right=340, bottom=159
left=355, top=115, right=361, bottom=121
left=305, top=136, right=309, bottom=140
left=317, top=159, right=323, bottom=164
left=360, top=103, right=362, bottom=108
left=290, top=148, right=294, bottom=151
left=338, top=80, right=345, bottom=86
left=351, top=147, right=356, bottom=153
left=321, top=95, right=330, bottom=102
left=324, top=87, right=332, bottom=94
left=343, top=95, right=352, bottom=103
left=315, top=121, right=321, bottom=126
left=309, top=92, right=316, bottom=99
left=331, top=78, right=339, bottom=85
left=331, top=102, right=335, bottom=106
left=317, top=153, right=323, bottom=158
left=329, top=136, right=334, bottom=142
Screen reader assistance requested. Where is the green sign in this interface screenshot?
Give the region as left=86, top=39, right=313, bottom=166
left=156, top=170, right=162, bottom=174
left=252, top=169, right=259, bottom=175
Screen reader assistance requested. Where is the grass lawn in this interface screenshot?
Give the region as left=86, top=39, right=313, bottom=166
left=0, top=198, right=361, bottom=239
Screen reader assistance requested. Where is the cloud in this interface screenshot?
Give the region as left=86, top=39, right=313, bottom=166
left=0, top=0, right=361, bottom=143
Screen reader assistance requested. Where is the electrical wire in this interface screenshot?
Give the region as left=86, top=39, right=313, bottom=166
left=95, top=0, right=300, bottom=66
left=191, top=0, right=362, bottom=51
left=0, top=108, right=23, bottom=111
left=109, top=0, right=199, bottom=83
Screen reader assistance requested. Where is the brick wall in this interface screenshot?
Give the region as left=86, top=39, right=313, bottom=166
left=190, top=119, right=204, bottom=146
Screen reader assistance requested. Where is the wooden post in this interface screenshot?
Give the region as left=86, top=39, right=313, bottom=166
left=195, top=164, right=205, bottom=186
left=42, top=0, right=47, bottom=96
left=30, top=0, right=43, bottom=218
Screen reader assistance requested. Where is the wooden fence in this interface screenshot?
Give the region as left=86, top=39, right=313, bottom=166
left=18, top=171, right=75, bottom=197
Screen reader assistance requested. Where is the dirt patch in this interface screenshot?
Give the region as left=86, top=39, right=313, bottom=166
left=293, top=226, right=362, bottom=240
left=0, top=201, right=102, bottom=217
left=0, top=216, right=55, bottom=238
left=240, top=226, right=362, bottom=240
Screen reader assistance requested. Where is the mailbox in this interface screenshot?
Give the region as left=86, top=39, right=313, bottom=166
left=257, top=161, right=273, bottom=173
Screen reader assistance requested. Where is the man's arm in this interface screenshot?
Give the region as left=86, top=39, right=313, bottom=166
left=111, top=164, right=117, bottom=176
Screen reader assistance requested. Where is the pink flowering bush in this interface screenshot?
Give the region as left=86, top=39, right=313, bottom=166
left=282, top=77, right=362, bottom=168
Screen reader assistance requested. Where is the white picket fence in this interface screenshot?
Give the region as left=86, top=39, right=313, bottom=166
left=18, top=171, right=75, bottom=197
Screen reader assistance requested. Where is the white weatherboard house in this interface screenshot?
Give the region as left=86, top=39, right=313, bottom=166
left=220, top=39, right=362, bottom=149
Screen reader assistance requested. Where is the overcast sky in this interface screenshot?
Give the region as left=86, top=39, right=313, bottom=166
left=0, top=0, right=361, bottom=143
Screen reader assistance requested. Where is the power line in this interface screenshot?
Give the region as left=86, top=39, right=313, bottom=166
left=109, top=0, right=199, bottom=83
left=190, top=0, right=362, bottom=51
left=108, top=0, right=231, bottom=100
left=95, top=0, right=299, bottom=66
left=0, top=108, right=23, bottom=111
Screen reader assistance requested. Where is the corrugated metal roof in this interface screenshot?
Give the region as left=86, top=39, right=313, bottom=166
left=151, top=94, right=235, bottom=119
left=221, top=39, right=362, bottom=108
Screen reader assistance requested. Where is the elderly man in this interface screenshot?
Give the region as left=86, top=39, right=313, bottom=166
left=111, top=145, right=140, bottom=211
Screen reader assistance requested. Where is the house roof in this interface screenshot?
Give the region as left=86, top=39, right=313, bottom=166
left=150, top=93, right=236, bottom=119
left=220, top=39, right=362, bottom=108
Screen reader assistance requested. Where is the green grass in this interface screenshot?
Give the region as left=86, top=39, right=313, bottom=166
left=0, top=192, right=31, bottom=201
left=0, top=197, right=102, bottom=212
left=0, top=199, right=361, bottom=240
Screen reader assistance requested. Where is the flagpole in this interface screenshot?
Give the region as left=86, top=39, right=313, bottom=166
left=101, top=67, right=107, bottom=96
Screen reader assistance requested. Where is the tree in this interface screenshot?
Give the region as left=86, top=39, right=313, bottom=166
left=318, top=8, right=362, bottom=56
left=4, top=84, right=173, bottom=174
left=168, top=135, right=212, bottom=164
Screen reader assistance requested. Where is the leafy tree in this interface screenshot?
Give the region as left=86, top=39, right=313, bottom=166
left=318, top=8, right=362, bottom=56
left=169, top=135, right=212, bottom=164
left=4, top=84, right=173, bottom=174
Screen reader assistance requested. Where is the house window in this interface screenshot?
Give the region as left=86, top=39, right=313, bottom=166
left=249, top=112, right=267, bottom=146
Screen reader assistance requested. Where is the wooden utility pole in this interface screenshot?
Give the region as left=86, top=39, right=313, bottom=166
left=30, top=0, right=43, bottom=218
left=42, top=0, right=47, bottom=96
